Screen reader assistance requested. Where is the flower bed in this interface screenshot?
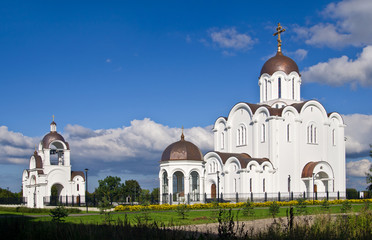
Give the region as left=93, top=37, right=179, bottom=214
left=114, top=199, right=372, bottom=212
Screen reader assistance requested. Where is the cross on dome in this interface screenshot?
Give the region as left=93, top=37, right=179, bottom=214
left=273, top=23, right=286, bottom=53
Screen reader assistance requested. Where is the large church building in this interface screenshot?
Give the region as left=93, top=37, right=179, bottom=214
left=159, top=24, right=346, bottom=204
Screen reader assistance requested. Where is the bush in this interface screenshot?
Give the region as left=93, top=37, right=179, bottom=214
left=341, top=199, right=352, bottom=213
left=49, top=205, right=69, bottom=223
left=269, top=201, right=280, bottom=218
left=296, top=198, right=308, bottom=215
left=174, top=203, right=190, bottom=219
left=321, top=199, right=330, bottom=212
left=242, top=200, right=255, bottom=218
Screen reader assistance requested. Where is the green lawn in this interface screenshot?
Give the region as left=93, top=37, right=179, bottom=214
left=12, top=203, right=366, bottom=226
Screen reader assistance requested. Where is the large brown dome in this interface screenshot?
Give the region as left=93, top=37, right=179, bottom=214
left=161, top=134, right=203, bottom=161
left=260, top=52, right=299, bottom=76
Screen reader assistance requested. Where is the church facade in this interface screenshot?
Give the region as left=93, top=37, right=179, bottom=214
left=22, top=120, right=86, bottom=208
left=159, top=25, right=346, bottom=204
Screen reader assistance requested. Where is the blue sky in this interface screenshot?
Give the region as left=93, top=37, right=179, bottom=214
left=0, top=0, right=371, bottom=192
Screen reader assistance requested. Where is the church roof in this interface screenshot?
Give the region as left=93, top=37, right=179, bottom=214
left=301, top=161, right=319, bottom=178
left=41, top=131, right=70, bottom=149
left=214, top=151, right=270, bottom=168
left=260, top=51, right=300, bottom=76
left=33, top=151, right=43, bottom=169
left=71, top=171, right=85, bottom=181
left=161, top=134, right=203, bottom=161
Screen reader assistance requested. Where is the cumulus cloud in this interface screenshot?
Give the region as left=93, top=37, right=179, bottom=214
left=343, top=114, right=372, bottom=157
left=288, top=49, right=308, bottom=61
left=294, top=0, right=372, bottom=48
left=209, top=27, right=255, bottom=51
left=0, top=126, right=37, bottom=165
left=346, top=159, right=371, bottom=177
left=302, top=46, right=372, bottom=87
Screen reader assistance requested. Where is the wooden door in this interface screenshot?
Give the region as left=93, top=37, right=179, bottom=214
left=314, top=184, right=317, bottom=193
left=211, top=184, right=216, bottom=199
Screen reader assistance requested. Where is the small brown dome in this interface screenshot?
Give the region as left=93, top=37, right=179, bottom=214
left=161, top=135, right=203, bottom=161
left=260, top=52, right=299, bottom=76
left=41, top=131, right=69, bottom=149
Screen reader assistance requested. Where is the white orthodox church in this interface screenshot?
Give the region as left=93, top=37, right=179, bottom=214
left=22, top=120, right=86, bottom=208
left=159, top=24, right=346, bottom=204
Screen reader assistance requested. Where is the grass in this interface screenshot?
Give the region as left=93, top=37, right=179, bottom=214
left=4, top=203, right=366, bottom=226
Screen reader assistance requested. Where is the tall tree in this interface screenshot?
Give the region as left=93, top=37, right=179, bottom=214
left=95, top=176, right=123, bottom=204
left=367, top=145, right=372, bottom=191
left=123, top=180, right=141, bottom=203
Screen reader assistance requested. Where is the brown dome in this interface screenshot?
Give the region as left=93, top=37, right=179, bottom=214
left=41, top=131, right=69, bottom=149
left=260, top=52, right=299, bottom=76
left=161, top=135, right=203, bottom=161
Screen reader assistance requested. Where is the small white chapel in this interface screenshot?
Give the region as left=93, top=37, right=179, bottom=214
left=22, top=119, right=86, bottom=208
left=159, top=24, right=346, bottom=204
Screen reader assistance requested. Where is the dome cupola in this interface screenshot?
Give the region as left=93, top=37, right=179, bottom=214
left=161, top=128, right=203, bottom=161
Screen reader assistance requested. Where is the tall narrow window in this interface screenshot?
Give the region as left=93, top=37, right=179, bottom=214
left=287, top=124, right=291, bottom=142
left=250, top=178, right=252, bottom=192
left=242, top=126, right=246, bottom=145
left=332, top=129, right=336, bottom=146
left=265, top=79, right=268, bottom=101
left=261, top=124, right=266, bottom=142
left=292, top=78, right=295, bottom=99
left=77, top=184, right=79, bottom=191
left=263, top=179, right=266, bottom=192
left=221, top=132, right=224, bottom=149
left=314, top=127, right=317, bottom=143
left=307, top=123, right=318, bottom=144
left=278, top=77, right=281, bottom=98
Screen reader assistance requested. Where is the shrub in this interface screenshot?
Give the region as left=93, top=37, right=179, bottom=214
left=296, top=198, right=308, bottom=215
left=269, top=201, right=280, bottom=218
left=49, top=205, right=69, bottom=223
left=321, top=199, right=330, bottom=212
left=174, top=203, right=190, bottom=219
left=341, top=199, right=352, bottom=213
left=242, top=200, right=255, bottom=218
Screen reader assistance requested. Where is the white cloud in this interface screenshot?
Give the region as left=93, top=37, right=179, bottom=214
left=294, top=0, right=372, bottom=48
left=288, top=49, right=308, bottom=61
left=346, top=159, right=371, bottom=177
left=302, top=46, right=372, bottom=87
left=209, top=27, right=255, bottom=50
left=343, top=114, right=372, bottom=156
left=106, top=58, right=111, bottom=63
left=0, top=126, right=37, bottom=165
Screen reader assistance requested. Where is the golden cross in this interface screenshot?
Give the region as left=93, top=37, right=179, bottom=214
left=181, top=126, right=185, bottom=140
left=273, top=23, right=286, bottom=53
left=52, top=115, right=55, bottom=121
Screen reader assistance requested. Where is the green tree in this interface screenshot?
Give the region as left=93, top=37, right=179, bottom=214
left=95, top=176, right=123, bottom=204
left=140, top=189, right=151, bottom=204
left=367, top=145, right=372, bottom=191
left=346, top=188, right=358, bottom=199
left=151, top=188, right=160, bottom=203
left=123, top=180, right=141, bottom=203
left=269, top=201, right=280, bottom=218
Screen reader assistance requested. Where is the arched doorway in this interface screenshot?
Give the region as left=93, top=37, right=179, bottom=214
left=162, top=171, right=169, bottom=203
left=51, top=183, right=64, bottom=205
left=211, top=183, right=216, bottom=199
left=49, top=142, right=65, bottom=165
left=173, top=171, right=184, bottom=202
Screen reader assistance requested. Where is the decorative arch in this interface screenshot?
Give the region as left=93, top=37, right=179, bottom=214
left=227, top=102, right=254, bottom=122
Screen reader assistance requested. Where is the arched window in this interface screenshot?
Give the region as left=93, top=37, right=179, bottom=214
left=261, top=124, right=266, bottom=143
left=237, top=125, right=247, bottom=146
left=265, top=79, right=268, bottom=101
left=287, top=124, right=291, bottom=142
left=250, top=178, right=252, bottom=192
left=221, top=132, right=224, bottom=149
left=332, top=129, right=336, bottom=146
left=307, top=123, right=317, bottom=144
left=278, top=77, right=282, bottom=98
left=162, top=172, right=168, bottom=194
left=190, top=171, right=200, bottom=201
left=77, top=184, right=79, bottom=191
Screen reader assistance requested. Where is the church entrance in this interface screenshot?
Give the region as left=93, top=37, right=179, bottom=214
left=50, top=183, right=64, bottom=206
left=211, top=184, right=216, bottom=199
